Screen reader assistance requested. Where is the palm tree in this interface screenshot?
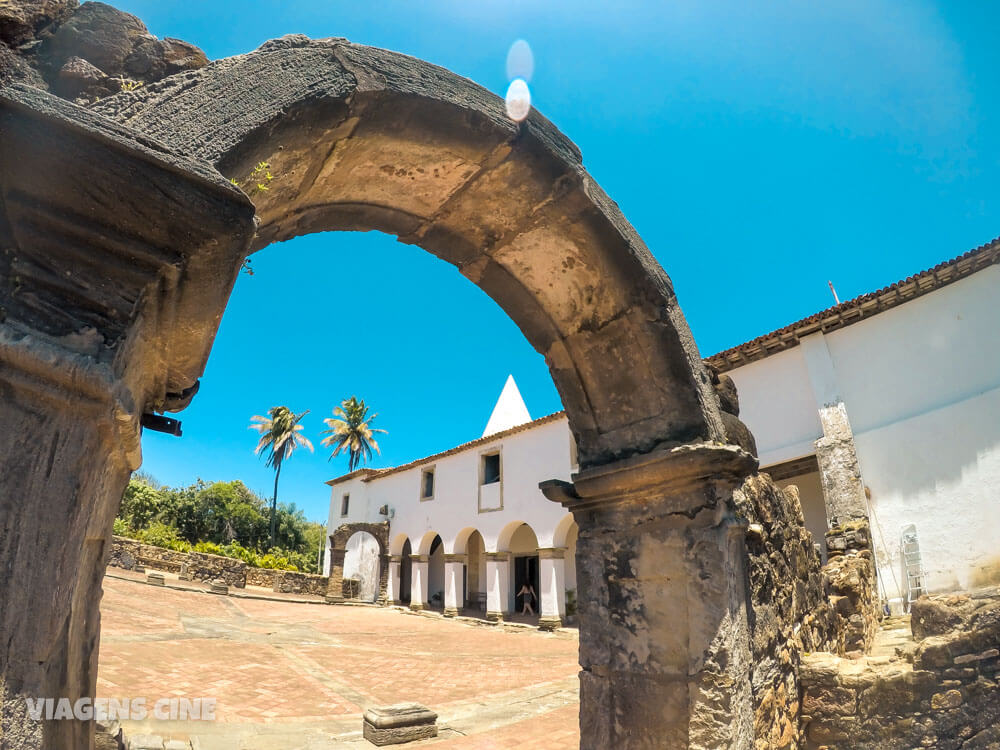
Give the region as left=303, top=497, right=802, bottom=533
left=321, top=397, right=386, bottom=471
left=249, top=406, right=313, bottom=549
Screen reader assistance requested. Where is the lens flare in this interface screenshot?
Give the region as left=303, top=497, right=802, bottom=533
left=506, top=39, right=534, bottom=83
left=505, top=78, right=531, bottom=122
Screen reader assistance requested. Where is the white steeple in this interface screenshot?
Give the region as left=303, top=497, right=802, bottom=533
left=482, top=375, right=532, bottom=437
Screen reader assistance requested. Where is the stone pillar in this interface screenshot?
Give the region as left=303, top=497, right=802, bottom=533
left=326, top=548, right=346, bottom=603
left=814, top=402, right=869, bottom=527
left=443, top=554, right=465, bottom=617
left=799, top=333, right=870, bottom=528
left=377, top=551, right=390, bottom=605
left=485, top=552, right=510, bottom=623
left=386, top=555, right=402, bottom=605
left=410, top=555, right=429, bottom=610
left=537, top=548, right=566, bottom=631
left=541, top=443, right=758, bottom=750
left=0, top=85, right=255, bottom=749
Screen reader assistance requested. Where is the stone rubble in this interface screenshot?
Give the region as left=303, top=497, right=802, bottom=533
left=800, top=587, right=1000, bottom=749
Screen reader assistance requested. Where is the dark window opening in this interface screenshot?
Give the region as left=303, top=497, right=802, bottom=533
left=340, top=494, right=350, bottom=516
left=482, top=453, right=501, bottom=485
left=421, top=469, right=434, bottom=499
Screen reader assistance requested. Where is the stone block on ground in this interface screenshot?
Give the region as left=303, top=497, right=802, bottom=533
left=210, top=581, right=228, bottom=595
left=363, top=703, right=438, bottom=746
left=127, top=735, right=163, bottom=750
left=147, top=571, right=165, bottom=586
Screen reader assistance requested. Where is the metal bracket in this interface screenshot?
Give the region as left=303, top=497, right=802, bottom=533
left=140, top=413, right=183, bottom=436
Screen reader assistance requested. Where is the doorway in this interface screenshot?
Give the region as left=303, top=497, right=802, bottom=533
left=514, top=555, right=540, bottom=615
left=399, top=538, right=412, bottom=604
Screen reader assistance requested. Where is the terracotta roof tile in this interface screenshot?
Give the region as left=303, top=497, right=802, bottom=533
left=705, top=237, right=1000, bottom=373
left=325, top=411, right=567, bottom=485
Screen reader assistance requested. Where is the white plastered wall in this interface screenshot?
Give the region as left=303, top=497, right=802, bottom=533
left=728, top=264, right=1000, bottom=600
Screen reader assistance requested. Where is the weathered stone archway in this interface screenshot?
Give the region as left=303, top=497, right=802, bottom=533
left=91, top=35, right=728, bottom=468
left=1, top=33, right=762, bottom=750
left=327, top=521, right=389, bottom=603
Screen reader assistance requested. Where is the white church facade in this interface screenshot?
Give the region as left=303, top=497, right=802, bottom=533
left=325, top=376, right=580, bottom=630
left=326, top=239, right=1000, bottom=621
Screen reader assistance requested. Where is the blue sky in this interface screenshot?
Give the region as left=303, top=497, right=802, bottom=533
left=123, top=1, right=1000, bottom=523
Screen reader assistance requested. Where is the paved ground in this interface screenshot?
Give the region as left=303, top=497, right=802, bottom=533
left=98, top=575, right=580, bottom=749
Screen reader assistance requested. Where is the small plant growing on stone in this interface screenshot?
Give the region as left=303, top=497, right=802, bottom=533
left=118, top=76, right=144, bottom=92
left=248, top=161, right=274, bottom=194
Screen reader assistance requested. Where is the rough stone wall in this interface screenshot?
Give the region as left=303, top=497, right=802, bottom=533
left=800, top=587, right=1000, bottom=749
left=272, top=570, right=328, bottom=596
left=824, top=521, right=880, bottom=656
left=109, top=538, right=330, bottom=593
left=107, top=536, right=189, bottom=572
left=0, top=0, right=207, bottom=101
left=735, top=474, right=839, bottom=749
left=108, top=537, right=248, bottom=587
left=245, top=567, right=277, bottom=588
left=186, top=552, right=247, bottom=588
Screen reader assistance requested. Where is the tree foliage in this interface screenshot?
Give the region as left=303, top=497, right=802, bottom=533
left=115, top=477, right=324, bottom=572
left=250, top=405, right=314, bottom=549
left=321, top=396, right=386, bottom=471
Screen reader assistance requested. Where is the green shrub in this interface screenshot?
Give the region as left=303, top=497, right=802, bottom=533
left=193, top=541, right=225, bottom=556
left=112, top=518, right=128, bottom=536
left=135, top=522, right=191, bottom=551
left=256, top=552, right=298, bottom=571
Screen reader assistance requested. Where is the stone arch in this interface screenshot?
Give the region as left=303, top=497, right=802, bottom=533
left=328, top=521, right=389, bottom=603
left=331, top=521, right=388, bottom=552
left=552, top=514, right=578, bottom=549
left=416, top=530, right=442, bottom=557
left=342, top=531, right=381, bottom=602
left=0, top=30, right=762, bottom=747
left=497, top=520, right=534, bottom=553
left=450, top=526, right=483, bottom=555
left=389, top=533, right=411, bottom=556
left=92, top=35, right=726, bottom=469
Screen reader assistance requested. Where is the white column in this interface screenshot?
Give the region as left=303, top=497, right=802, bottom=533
left=537, top=547, right=566, bottom=630
left=443, top=554, right=465, bottom=617
left=485, top=552, right=509, bottom=622
left=386, top=555, right=402, bottom=605
left=410, top=554, right=429, bottom=610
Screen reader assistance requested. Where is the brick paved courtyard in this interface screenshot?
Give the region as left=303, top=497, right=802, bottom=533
left=98, top=575, right=580, bottom=749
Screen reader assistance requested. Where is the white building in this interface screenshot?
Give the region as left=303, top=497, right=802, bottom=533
left=709, top=240, right=1000, bottom=606
left=328, top=239, right=1000, bottom=619
left=326, top=375, right=580, bottom=629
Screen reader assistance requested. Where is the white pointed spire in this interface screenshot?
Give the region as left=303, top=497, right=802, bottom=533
left=482, top=375, right=532, bottom=437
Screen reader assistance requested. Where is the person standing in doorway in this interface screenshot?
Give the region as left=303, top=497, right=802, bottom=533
left=517, top=581, right=536, bottom=615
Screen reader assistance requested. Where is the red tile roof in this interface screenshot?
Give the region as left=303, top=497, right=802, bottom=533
left=326, top=237, right=1000, bottom=486
left=325, top=411, right=567, bottom=486
left=705, top=237, right=1000, bottom=373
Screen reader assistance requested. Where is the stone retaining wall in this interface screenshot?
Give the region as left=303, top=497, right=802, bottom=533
left=245, top=567, right=277, bottom=588
left=186, top=551, right=247, bottom=588
left=800, top=586, right=1000, bottom=749
left=108, top=537, right=249, bottom=587
left=272, top=570, right=328, bottom=596
left=107, top=536, right=189, bottom=573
